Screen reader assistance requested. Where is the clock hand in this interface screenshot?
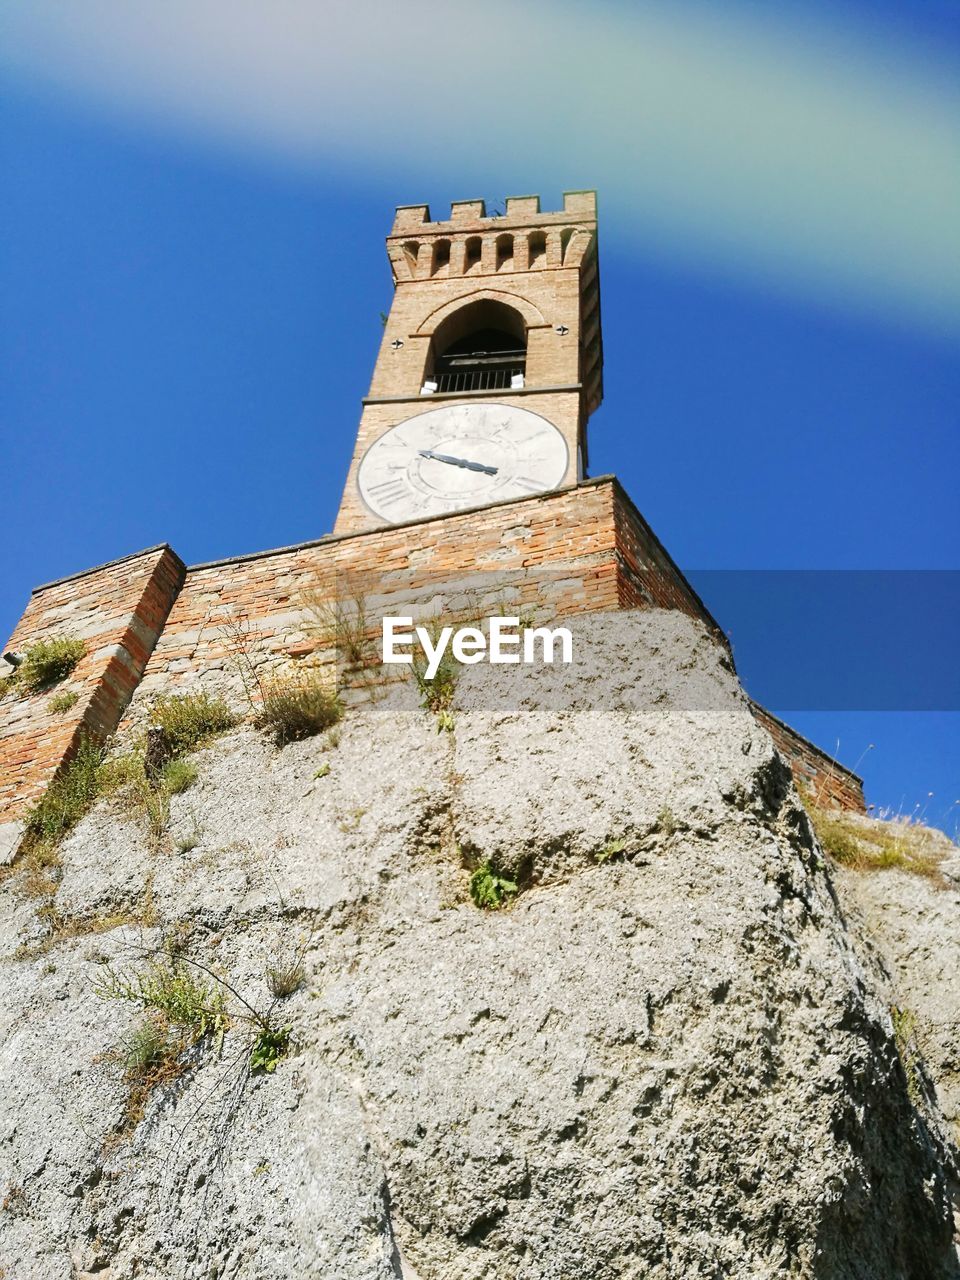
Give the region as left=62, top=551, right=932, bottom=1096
left=419, top=449, right=498, bottom=476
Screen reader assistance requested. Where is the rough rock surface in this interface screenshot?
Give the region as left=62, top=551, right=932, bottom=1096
left=833, top=828, right=960, bottom=1139
left=0, top=610, right=957, bottom=1279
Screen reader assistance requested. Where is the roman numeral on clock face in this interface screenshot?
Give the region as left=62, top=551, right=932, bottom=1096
left=367, top=477, right=410, bottom=508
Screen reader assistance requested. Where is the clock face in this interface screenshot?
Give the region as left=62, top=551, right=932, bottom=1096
left=357, top=402, right=569, bottom=524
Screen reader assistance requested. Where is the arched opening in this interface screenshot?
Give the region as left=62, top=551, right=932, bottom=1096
left=464, top=236, right=482, bottom=273
left=427, top=299, right=526, bottom=394
left=560, top=227, right=575, bottom=263
left=432, top=239, right=451, bottom=276
left=528, top=230, right=546, bottom=268
left=495, top=233, right=514, bottom=272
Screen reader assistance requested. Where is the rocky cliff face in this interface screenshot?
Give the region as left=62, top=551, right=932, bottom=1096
left=0, top=611, right=957, bottom=1279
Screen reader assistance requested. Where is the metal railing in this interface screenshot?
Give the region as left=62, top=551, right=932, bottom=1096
left=435, top=365, right=524, bottom=393
left=433, top=349, right=526, bottom=394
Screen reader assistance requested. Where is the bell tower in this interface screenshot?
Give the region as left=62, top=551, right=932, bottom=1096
left=334, top=191, right=603, bottom=535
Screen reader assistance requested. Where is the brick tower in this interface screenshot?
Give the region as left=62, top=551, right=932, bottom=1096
left=334, top=192, right=603, bottom=534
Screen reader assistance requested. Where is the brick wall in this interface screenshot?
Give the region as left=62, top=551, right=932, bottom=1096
left=0, top=480, right=865, bottom=861
left=751, top=704, right=865, bottom=812
left=0, top=546, right=185, bottom=856
left=124, top=479, right=623, bottom=715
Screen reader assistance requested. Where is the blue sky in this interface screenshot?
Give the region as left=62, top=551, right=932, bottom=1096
left=0, top=1, right=957, bottom=836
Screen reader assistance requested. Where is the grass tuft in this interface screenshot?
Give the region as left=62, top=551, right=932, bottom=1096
left=892, top=1005, right=924, bottom=1107
left=148, top=692, right=237, bottom=756
left=800, top=792, right=947, bottom=881
left=266, top=960, right=305, bottom=999
left=255, top=671, right=342, bottom=745
left=412, top=623, right=459, bottom=733
left=303, top=589, right=372, bottom=667
left=160, top=757, right=197, bottom=795
left=23, top=736, right=102, bottom=848
left=48, top=690, right=80, bottom=714
left=11, top=636, right=85, bottom=693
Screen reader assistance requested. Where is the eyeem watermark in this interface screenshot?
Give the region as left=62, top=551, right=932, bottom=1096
left=382, top=617, right=573, bottom=679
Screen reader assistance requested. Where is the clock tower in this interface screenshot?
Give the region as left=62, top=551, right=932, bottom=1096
left=334, top=191, right=603, bottom=534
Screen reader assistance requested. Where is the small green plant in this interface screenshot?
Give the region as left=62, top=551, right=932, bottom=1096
left=12, top=636, right=85, bottom=693
left=313, top=762, right=331, bottom=780
left=337, top=806, right=366, bottom=834
left=97, top=961, right=228, bottom=1139
left=123, top=1016, right=173, bottom=1075
left=266, top=960, right=304, bottom=999
left=596, top=836, right=628, bottom=864
left=95, top=958, right=229, bottom=1046
left=657, top=806, right=677, bottom=837
left=48, top=689, right=79, bottom=714
left=255, top=671, right=342, bottom=745
left=469, top=861, right=518, bottom=909
left=891, top=1005, right=923, bottom=1107
left=148, top=692, right=237, bottom=756
left=250, top=1026, right=291, bottom=1074
left=160, top=757, right=197, bottom=795
left=23, top=736, right=103, bottom=849
left=176, top=833, right=199, bottom=854
left=411, top=621, right=459, bottom=732
left=100, top=737, right=203, bottom=846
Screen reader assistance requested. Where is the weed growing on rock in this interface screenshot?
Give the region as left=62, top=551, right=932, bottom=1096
left=98, top=700, right=218, bottom=845
left=469, top=861, right=518, bottom=909
left=657, top=806, right=677, bottom=837
left=176, top=832, right=200, bottom=854
left=596, top=836, right=628, bottom=864
left=10, top=636, right=85, bottom=693
left=124, top=1015, right=174, bottom=1075
left=94, top=948, right=295, bottom=1140
left=161, top=758, right=198, bottom=795
left=250, top=1027, right=291, bottom=1074
left=149, top=692, right=237, bottom=756
left=23, top=735, right=103, bottom=850
left=337, top=806, right=366, bottom=834
left=18, top=839, right=62, bottom=900
left=95, top=958, right=229, bottom=1047
left=48, top=689, right=79, bottom=714
left=255, top=671, right=342, bottom=745
left=412, top=622, right=459, bottom=733
left=266, top=959, right=305, bottom=999
left=892, top=1005, right=924, bottom=1107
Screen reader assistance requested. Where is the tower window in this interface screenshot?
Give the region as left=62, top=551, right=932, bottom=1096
left=528, top=230, right=546, bottom=267
left=560, top=227, right=575, bottom=263
left=429, top=299, right=526, bottom=394
left=464, top=236, right=482, bottom=273
left=495, top=233, right=514, bottom=272
left=432, top=239, right=451, bottom=276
